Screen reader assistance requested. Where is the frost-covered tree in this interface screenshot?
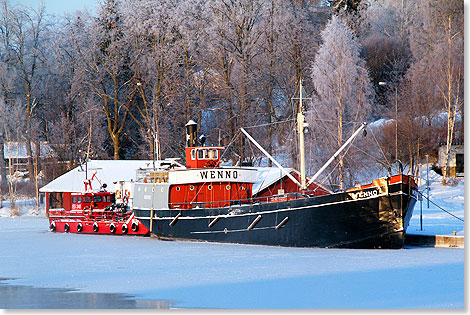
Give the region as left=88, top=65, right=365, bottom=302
left=121, top=0, right=180, bottom=159
left=0, top=0, right=48, bottom=180
left=309, top=15, right=374, bottom=190
left=412, top=0, right=463, bottom=185
left=71, top=0, right=137, bottom=160
left=204, top=0, right=267, bottom=163
left=359, top=0, right=412, bottom=115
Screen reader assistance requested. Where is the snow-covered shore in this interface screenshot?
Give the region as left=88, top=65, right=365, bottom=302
left=407, top=166, right=464, bottom=236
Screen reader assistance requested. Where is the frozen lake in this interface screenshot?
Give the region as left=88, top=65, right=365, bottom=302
left=0, top=216, right=464, bottom=309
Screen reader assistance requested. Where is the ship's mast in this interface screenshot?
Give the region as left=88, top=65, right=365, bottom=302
left=297, top=79, right=307, bottom=190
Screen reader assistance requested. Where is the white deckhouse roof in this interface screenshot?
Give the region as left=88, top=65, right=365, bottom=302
left=39, top=159, right=184, bottom=193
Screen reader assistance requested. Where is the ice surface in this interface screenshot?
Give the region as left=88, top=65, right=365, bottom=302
left=0, top=165, right=464, bottom=309
left=0, top=217, right=464, bottom=309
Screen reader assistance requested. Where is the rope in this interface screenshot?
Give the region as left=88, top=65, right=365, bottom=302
left=417, top=190, right=464, bottom=222
left=219, top=131, right=241, bottom=162
left=241, top=118, right=296, bottom=129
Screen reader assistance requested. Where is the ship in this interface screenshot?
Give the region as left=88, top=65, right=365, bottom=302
left=127, top=81, right=417, bottom=249
left=48, top=170, right=150, bottom=236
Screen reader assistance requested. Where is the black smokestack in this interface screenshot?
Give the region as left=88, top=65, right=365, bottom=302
left=185, top=120, right=197, bottom=147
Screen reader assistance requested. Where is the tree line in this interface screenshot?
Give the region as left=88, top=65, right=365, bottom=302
left=0, top=0, right=464, bottom=195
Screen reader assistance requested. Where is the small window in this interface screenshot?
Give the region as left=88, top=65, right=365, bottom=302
left=191, top=149, right=196, bottom=160
left=83, top=196, right=92, bottom=203
left=207, top=149, right=217, bottom=159
left=93, top=195, right=102, bottom=203
left=77, top=197, right=82, bottom=203
left=72, top=197, right=77, bottom=203
left=198, top=149, right=206, bottom=159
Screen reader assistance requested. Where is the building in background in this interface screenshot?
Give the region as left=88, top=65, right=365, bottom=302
left=2, top=141, right=55, bottom=181
left=438, top=142, right=464, bottom=178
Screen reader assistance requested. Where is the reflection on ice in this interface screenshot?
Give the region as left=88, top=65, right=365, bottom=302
left=0, top=279, right=173, bottom=309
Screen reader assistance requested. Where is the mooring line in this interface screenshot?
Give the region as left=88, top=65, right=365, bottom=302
left=417, top=190, right=464, bottom=222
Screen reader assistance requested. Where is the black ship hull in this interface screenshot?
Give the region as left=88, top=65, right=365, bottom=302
left=133, top=177, right=417, bottom=249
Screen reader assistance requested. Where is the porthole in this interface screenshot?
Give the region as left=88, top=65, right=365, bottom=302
left=190, top=185, right=195, bottom=191
left=176, top=186, right=181, bottom=191
left=208, top=185, right=212, bottom=190
left=240, top=185, right=245, bottom=190
left=226, top=185, right=231, bottom=190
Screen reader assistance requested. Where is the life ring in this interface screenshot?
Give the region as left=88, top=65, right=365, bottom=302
left=93, top=222, right=99, bottom=233
left=64, top=223, right=70, bottom=233
left=50, top=222, right=56, bottom=232
left=121, top=224, right=128, bottom=234
left=131, top=222, right=139, bottom=232
left=109, top=223, right=116, bottom=234
left=77, top=223, right=83, bottom=233
left=116, top=190, right=122, bottom=199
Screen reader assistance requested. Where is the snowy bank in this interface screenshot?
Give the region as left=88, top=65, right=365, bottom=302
left=407, top=165, right=464, bottom=236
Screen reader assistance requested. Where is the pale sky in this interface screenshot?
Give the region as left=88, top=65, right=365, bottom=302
left=12, top=0, right=97, bottom=15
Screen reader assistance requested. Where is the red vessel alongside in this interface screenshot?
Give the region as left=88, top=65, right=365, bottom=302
left=48, top=172, right=149, bottom=236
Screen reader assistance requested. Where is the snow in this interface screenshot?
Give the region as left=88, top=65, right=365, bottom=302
left=0, top=198, right=42, bottom=218
left=406, top=165, right=465, bottom=236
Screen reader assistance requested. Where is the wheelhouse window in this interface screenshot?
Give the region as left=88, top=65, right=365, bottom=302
left=197, top=148, right=218, bottom=160
left=71, top=196, right=82, bottom=204
left=191, top=149, right=196, bottom=160
left=207, top=149, right=217, bottom=159
left=93, top=195, right=102, bottom=203
left=83, top=196, right=92, bottom=203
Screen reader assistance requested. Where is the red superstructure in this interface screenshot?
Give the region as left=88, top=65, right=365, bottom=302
left=167, top=146, right=254, bottom=209
left=48, top=172, right=149, bottom=236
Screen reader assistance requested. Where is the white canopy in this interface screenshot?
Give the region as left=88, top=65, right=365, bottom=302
left=252, top=167, right=296, bottom=195
left=39, top=159, right=183, bottom=193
